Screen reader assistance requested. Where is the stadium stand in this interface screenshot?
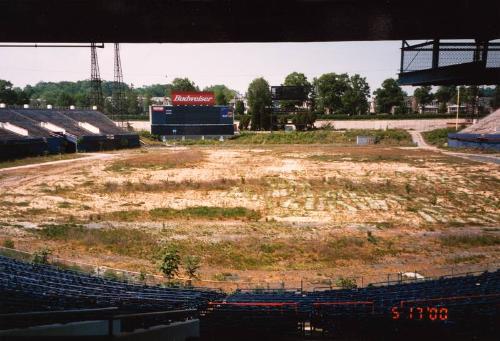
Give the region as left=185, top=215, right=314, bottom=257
left=0, top=255, right=223, bottom=338
left=202, top=270, right=500, bottom=340
left=0, top=108, right=140, bottom=160
left=448, top=109, right=500, bottom=150
left=0, top=254, right=498, bottom=340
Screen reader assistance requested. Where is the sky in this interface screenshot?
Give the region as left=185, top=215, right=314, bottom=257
left=0, top=41, right=414, bottom=95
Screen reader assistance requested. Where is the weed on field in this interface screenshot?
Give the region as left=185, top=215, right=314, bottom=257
left=105, top=150, right=205, bottom=172
left=440, top=234, right=500, bottom=247
left=91, top=206, right=261, bottom=222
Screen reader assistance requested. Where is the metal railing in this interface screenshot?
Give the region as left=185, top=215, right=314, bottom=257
left=401, top=40, right=500, bottom=72
left=1, top=246, right=498, bottom=293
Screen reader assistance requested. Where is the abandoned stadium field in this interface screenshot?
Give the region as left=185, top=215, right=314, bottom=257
left=0, top=143, right=498, bottom=289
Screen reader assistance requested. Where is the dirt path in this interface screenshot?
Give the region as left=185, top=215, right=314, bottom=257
left=0, top=153, right=115, bottom=173
left=410, top=130, right=500, bottom=165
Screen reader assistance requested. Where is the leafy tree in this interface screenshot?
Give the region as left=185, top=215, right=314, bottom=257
left=159, top=246, right=181, bottom=280
left=125, top=90, right=140, bottom=116
left=341, top=74, right=370, bottom=115
left=136, top=84, right=168, bottom=97
left=235, top=100, right=245, bottom=116
left=170, top=78, right=199, bottom=92
left=281, top=72, right=312, bottom=110
left=204, top=85, right=237, bottom=105
left=313, top=73, right=349, bottom=114
left=435, top=86, right=456, bottom=113
left=0, top=79, right=18, bottom=104
left=184, top=255, right=201, bottom=280
left=414, top=86, right=434, bottom=113
left=435, top=86, right=456, bottom=104
left=238, top=115, right=251, bottom=130
left=56, top=92, right=75, bottom=107
left=491, top=86, right=500, bottom=109
left=292, top=111, right=317, bottom=131
left=247, top=78, right=272, bottom=130
left=373, top=78, right=406, bottom=114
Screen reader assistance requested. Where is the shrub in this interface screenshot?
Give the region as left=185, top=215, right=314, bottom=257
left=32, top=247, right=52, bottom=264
left=422, top=127, right=465, bottom=147
left=336, top=277, right=357, bottom=289
left=159, top=246, right=181, bottom=279
left=184, top=255, right=201, bottom=279
left=2, top=239, right=14, bottom=249
left=238, top=115, right=251, bottom=131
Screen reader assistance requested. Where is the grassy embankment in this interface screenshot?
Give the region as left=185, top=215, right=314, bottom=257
left=159, top=130, right=414, bottom=146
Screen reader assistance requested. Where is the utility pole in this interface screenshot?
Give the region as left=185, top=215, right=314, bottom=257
left=112, top=43, right=126, bottom=127
left=90, top=43, right=103, bottom=110
left=455, top=87, right=461, bottom=131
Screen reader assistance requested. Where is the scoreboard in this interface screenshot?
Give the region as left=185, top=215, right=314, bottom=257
left=150, top=105, right=234, bottom=137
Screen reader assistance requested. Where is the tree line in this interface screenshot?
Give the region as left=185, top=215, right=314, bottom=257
left=1, top=74, right=499, bottom=126
left=0, top=78, right=238, bottom=117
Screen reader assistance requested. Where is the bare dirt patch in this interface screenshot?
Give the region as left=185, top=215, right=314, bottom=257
left=0, top=145, right=498, bottom=288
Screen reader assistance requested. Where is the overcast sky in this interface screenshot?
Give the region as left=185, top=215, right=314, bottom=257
left=0, top=41, right=415, bottom=95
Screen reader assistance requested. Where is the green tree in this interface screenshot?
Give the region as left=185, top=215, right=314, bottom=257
left=184, top=255, right=201, bottom=280
left=414, top=86, right=434, bottom=113
left=159, top=246, right=181, bottom=280
left=238, top=115, right=251, bottom=130
left=235, top=100, right=245, bottom=116
left=0, top=79, right=18, bottom=104
left=341, top=74, right=370, bottom=115
left=204, top=85, right=237, bottom=105
left=56, top=92, right=75, bottom=107
left=125, top=90, right=140, bottom=116
left=170, top=78, right=199, bottom=92
left=373, top=78, right=406, bottom=114
left=313, top=73, right=349, bottom=114
left=435, top=86, right=456, bottom=113
left=281, top=72, right=312, bottom=110
left=491, top=86, right=500, bottom=109
left=136, top=84, right=168, bottom=97
left=247, top=78, right=272, bottom=130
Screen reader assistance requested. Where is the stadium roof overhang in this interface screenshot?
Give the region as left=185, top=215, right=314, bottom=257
left=0, top=0, right=498, bottom=43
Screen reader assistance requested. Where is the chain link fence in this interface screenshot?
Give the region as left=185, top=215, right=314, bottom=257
left=402, top=41, right=500, bottom=72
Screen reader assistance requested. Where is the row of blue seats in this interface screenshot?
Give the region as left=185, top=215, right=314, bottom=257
left=0, top=255, right=223, bottom=314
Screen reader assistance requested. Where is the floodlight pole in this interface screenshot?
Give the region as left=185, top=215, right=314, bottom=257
left=455, top=87, right=460, bottom=131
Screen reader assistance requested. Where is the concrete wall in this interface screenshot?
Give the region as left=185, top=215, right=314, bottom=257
left=117, top=120, right=150, bottom=132
left=314, top=118, right=471, bottom=132
left=0, top=320, right=120, bottom=336
left=121, top=118, right=473, bottom=134
left=117, top=319, right=199, bottom=341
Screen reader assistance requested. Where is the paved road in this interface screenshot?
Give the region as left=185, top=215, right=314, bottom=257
left=0, top=153, right=115, bottom=172
left=410, top=131, right=500, bottom=165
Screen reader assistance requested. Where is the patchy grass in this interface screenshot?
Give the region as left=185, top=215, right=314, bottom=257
left=161, top=235, right=399, bottom=270
left=446, top=255, right=487, bottom=264
left=0, top=154, right=83, bottom=169
left=94, top=206, right=261, bottom=222
left=105, top=150, right=205, bottom=172
left=102, top=177, right=248, bottom=193
left=175, top=130, right=413, bottom=146
left=0, top=200, right=30, bottom=207
left=35, top=223, right=159, bottom=258
left=440, top=234, right=500, bottom=247
left=422, top=127, right=463, bottom=147
left=226, top=130, right=413, bottom=146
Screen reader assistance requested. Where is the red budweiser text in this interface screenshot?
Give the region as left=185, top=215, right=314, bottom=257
left=171, top=92, right=215, bottom=106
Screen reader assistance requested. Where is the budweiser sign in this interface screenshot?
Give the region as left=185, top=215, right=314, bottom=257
left=171, top=91, right=215, bottom=106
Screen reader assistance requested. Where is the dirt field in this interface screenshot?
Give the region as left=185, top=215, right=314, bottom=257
left=0, top=145, right=499, bottom=289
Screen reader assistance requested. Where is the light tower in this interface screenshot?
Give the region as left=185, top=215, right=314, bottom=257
left=89, top=42, right=103, bottom=110
left=112, top=43, right=126, bottom=123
